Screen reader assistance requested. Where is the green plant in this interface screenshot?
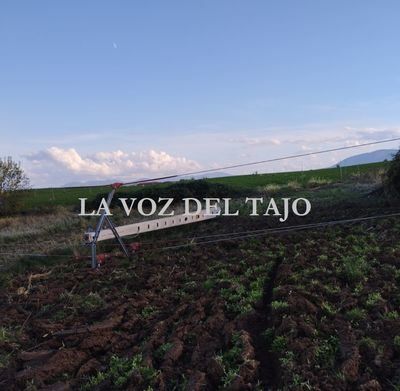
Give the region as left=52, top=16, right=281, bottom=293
left=183, top=281, right=197, bottom=291
left=154, top=342, right=173, bottom=360
left=353, top=282, right=364, bottom=295
left=220, top=284, right=250, bottom=314
left=215, top=333, right=245, bottom=388
left=271, top=300, right=289, bottom=312
left=248, top=278, right=264, bottom=303
left=384, top=310, right=399, bottom=320
left=279, top=350, right=295, bottom=370
left=60, top=291, right=105, bottom=313
left=358, top=337, right=377, bottom=351
left=219, top=269, right=267, bottom=315
left=346, top=308, right=366, bottom=324
left=0, top=352, right=12, bottom=369
left=82, top=371, right=106, bottom=390
left=324, top=283, right=340, bottom=295
left=271, top=336, right=287, bottom=353
left=140, top=306, right=158, bottom=318
left=81, top=292, right=105, bottom=311
left=315, top=336, right=339, bottom=368
left=0, top=327, right=11, bottom=342
left=321, top=302, right=336, bottom=316
left=341, top=255, right=368, bottom=283
left=166, top=374, right=188, bottom=391
left=366, top=292, right=383, bottom=307
left=82, top=354, right=159, bottom=390
left=203, top=279, right=215, bottom=290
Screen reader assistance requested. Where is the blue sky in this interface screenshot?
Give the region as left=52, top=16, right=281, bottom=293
left=1, top=1, right=400, bottom=187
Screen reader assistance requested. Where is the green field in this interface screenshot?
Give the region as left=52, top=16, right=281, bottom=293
left=19, top=161, right=388, bottom=210
left=208, top=161, right=387, bottom=187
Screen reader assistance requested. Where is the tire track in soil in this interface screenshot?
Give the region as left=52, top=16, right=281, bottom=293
left=244, top=256, right=283, bottom=390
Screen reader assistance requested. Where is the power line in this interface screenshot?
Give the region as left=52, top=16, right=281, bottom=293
left=120, top=137, right=400, bottom=187
left=0, top=253, right=71, bottom=258
left=42, top=137, right=400, bottom=190
left=148, top=212, right=400, bottom=251
left=89, top=209, right=400, bottom=247
left=1, top=212, right=399, bottom=258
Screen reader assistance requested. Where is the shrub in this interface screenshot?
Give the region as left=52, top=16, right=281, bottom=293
left=385, top=149, right=400, bottom=199
left=263, top=184, right=281, bottom=194
left=286, top=181, right=302, bottom=191
left=307, top=177, right=332, bottom=187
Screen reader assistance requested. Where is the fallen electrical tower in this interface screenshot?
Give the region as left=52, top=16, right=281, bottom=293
left=84, top=183, right=219, bottom=268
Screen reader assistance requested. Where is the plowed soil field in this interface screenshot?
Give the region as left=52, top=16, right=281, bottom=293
left=1, top=204, right=400, bottom=390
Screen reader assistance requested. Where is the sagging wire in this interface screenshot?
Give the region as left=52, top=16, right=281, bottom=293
left=1, top=212, right=399, bottom=259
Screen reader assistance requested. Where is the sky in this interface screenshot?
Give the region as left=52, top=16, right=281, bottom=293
left=1, top=0, right=400, bottom=187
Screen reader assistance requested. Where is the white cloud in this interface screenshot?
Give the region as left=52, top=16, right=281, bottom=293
left=21, top=125, right=400, bottom=187
left=227, top=126, right=400, bottom=149
left=355, top=128, right=400, bottom=141
left=25, top=147, right=200, bottom=186
left=47, top=147, right=115, bottom=175
left=228, top=136, right=282, bottom=146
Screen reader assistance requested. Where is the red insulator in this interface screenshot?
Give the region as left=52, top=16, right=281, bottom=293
left=96, top=253, right=108, bottom=265
left=129, top=242, right=141, bottom=252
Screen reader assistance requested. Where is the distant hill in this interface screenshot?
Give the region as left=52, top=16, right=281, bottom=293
left=336, top=149, right=397, bottom=167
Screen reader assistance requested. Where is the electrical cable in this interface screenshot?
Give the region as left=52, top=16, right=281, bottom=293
left=1, top=212, right=399, bottom=258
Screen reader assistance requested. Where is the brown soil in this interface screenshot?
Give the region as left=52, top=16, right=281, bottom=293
left=0, top=204, right=399, bottom=390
